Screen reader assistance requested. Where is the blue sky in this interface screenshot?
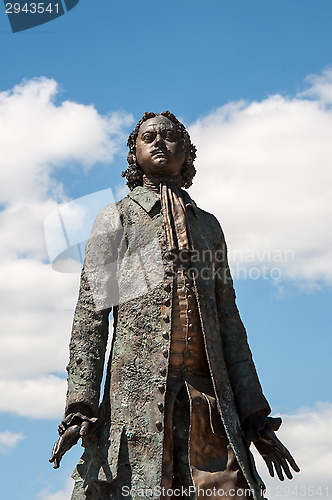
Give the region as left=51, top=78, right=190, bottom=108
left=1, top=1, right=332, bottom=499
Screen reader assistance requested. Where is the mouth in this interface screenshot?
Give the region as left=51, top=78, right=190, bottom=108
left=151, top=149, right=168, bottom=158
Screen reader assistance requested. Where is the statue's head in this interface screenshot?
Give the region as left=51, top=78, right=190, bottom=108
left=122, top=111, right=197, bottom=190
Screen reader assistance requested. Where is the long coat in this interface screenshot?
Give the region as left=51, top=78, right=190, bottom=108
left=66, top=186, right=270, bottom=499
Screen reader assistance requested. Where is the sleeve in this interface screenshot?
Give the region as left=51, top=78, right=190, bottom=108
left=242, top=412, right=282, bottom=442
left=213, top=218, right=271, bottom=422
left=65, top=204, right=122, bottom=417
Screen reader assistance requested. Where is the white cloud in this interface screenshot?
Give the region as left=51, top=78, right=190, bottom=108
left=0, top=430, right=25, bottom=453
left=0, top=78, right=131, bottom=418
left=300, top=67, right=332, bottom=104
left=38, top=479, right=74, bottom=500
left=0, top=260, right=78, bottom=379
left=0, top=77, right=133, bottom=204
left=189, top=68, right=332, bottom=286
left=252, top=402, right=332, bottom=499
left=0, top=376, right=67, bottom=419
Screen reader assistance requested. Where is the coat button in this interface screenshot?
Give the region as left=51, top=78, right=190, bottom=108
left=156, top=421, right=163, bottom=431
left=162, top=331, right=169, bottom=340
left=158, top=385, right=165, bottom=394
left=158, top=403, right=164, bottom=413
left=162, top=349, right=168, bottom=358
left=163, top=299, right=171, bottom=307
left=165, top=284, right=171, bottom=293
left=160, top=368, right=167, bottom=377
left=163, top=315, right=170, bottom=323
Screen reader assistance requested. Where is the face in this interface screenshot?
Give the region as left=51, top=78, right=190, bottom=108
left=136, top=116, right=185, bottom=177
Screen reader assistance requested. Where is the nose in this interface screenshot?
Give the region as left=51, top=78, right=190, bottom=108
left=154, top=132, right=166, bottom=148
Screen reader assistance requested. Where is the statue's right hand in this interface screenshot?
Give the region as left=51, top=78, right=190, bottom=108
left=49, top=424, right=81, bottom=469
left=49, top=412, right=98, bottom=469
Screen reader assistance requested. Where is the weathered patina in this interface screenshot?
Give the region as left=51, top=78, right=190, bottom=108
left=65, top=186, right=267, bottom=497
left=50, top=112, right=299, bottom=500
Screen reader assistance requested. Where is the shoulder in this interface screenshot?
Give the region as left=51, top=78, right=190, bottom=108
left=92, top=191, right=137, bottom=225
left=197, top=206, right=222, bottom=229
left=183, top=190, right=225, bottom=239
left=89, top=202, right=123, bottom=237
left=91, top=187, right=155, bottom=234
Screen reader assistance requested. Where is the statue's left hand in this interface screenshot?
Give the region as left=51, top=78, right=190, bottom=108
left=49, top=412, right=98, bottom=469
left=254, top=425, right=300, bottom=481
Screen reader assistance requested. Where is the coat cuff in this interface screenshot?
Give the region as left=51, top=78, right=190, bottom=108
left=65, top=400, right=95, bottom=418
left=243, top=411, right=282, bottom=441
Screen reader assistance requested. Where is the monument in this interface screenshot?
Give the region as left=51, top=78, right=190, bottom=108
left=50, top=111, right=299, bottom=500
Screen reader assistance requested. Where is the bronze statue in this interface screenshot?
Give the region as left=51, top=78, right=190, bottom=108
left=50, top=111, right=299, bottom=500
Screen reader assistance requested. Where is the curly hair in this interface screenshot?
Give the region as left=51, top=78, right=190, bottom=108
left=122, top=111, right=197, bottom=191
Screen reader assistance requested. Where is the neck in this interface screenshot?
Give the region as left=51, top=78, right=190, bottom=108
left=143, top=174, right=182, bottom=192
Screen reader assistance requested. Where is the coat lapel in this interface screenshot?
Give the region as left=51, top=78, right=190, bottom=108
left=128, top=185, right=198, bottom=217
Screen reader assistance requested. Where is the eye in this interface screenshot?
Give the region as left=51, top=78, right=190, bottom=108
left=142, top=132, right=155, bottom=143
left=165, top=130, right=177, bottom=142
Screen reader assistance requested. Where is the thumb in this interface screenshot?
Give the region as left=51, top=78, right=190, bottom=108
left=79, top=420, right=90, bottom=438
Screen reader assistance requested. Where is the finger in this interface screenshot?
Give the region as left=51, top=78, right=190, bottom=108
left=79, top=421, right=90, bottom=438
left=49, top=445, right=61, bottom=469
left=58, top=413, right=76, bottom=435
left=49, top=436, right=66, bottom=469
left=263, top=457, right=274, bottom=478
left=80, top=421, right=91, bottom=447
left=272, top=458, right=285, bottom=481
left=267, top=429, right=300, bottom=474
left=58, top=423, right=66, bottom=435
left=284, top=450, right=300, bottom=473
left=49, top=439, right=60, bottom=463
left=280, top=457, right=293, bottom=480
left=52, top=455, right=61, bottom=469
left=61, top=413, right=75, bottom=426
